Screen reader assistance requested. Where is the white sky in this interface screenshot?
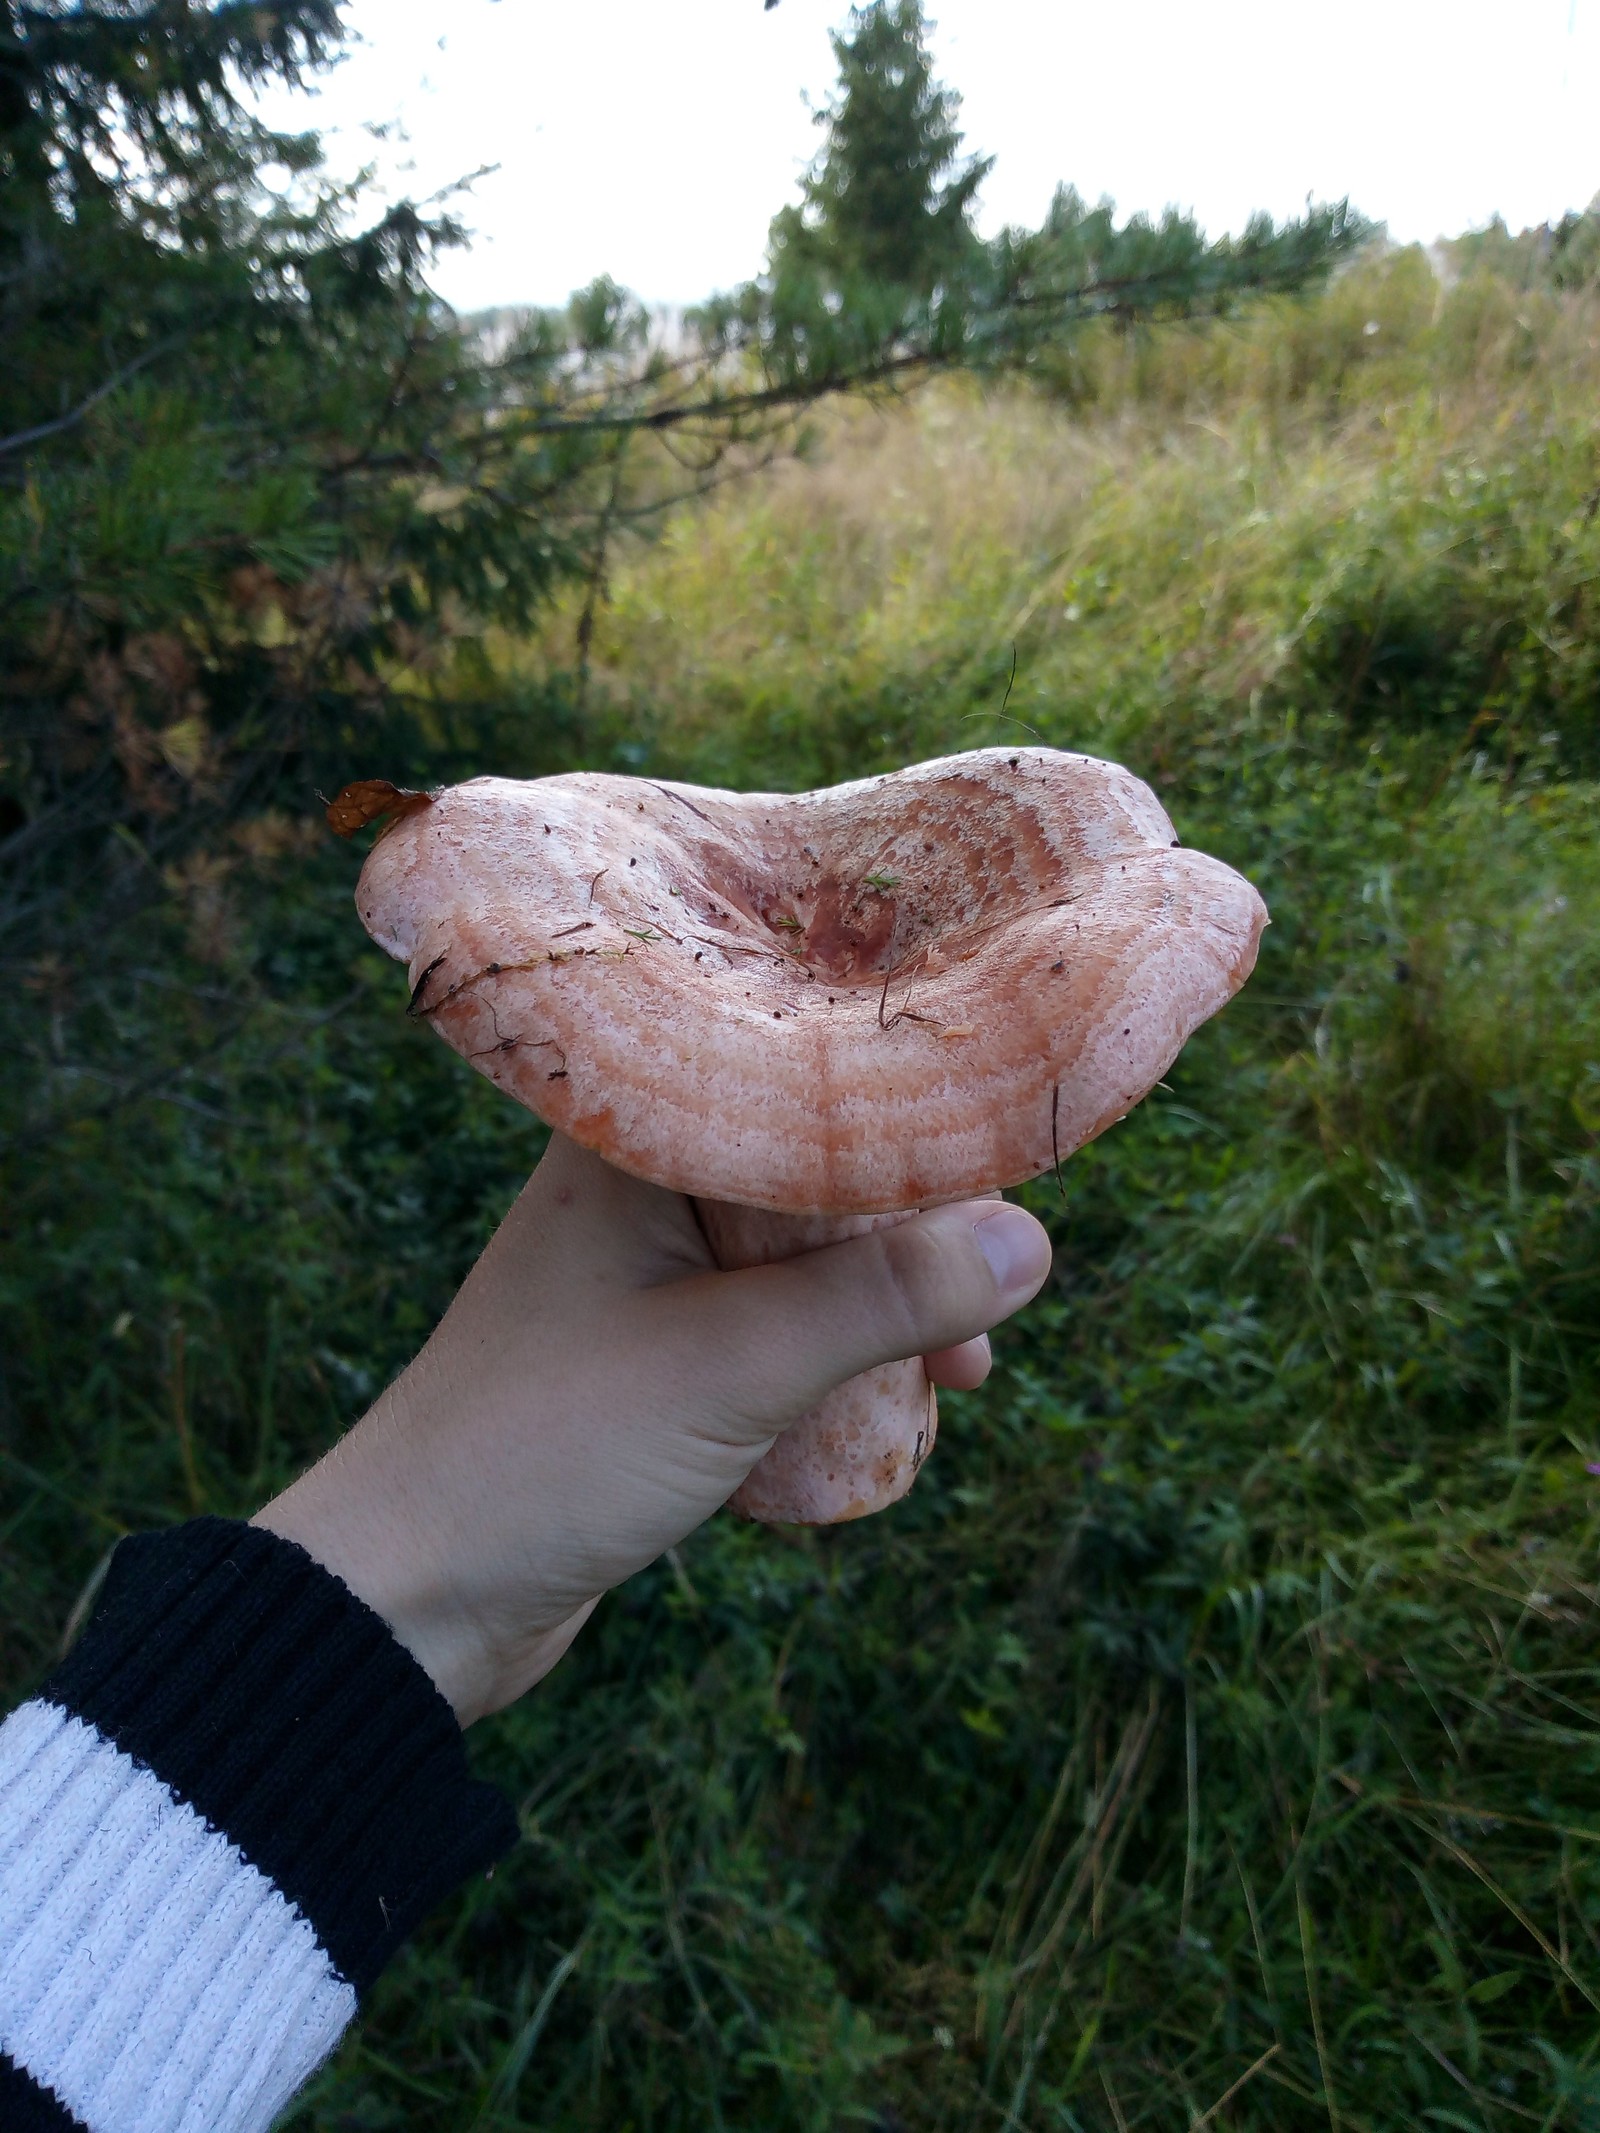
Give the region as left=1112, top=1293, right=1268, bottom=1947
left=255, top=0, right=1600, bottom=313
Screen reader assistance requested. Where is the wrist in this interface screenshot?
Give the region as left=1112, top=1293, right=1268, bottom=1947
left=364, top=1596, right=591, bottom=1728
left=251, top=1480, right=592, bottom=1726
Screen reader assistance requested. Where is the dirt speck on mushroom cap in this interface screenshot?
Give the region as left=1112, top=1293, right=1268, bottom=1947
left=353, top=747, right=1268, bottom=1214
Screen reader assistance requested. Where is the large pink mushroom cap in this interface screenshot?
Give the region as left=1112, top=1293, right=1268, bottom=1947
left=338, top=748, right=1267, bottom=1525
left=347, top=748, right=1266, bottom=1215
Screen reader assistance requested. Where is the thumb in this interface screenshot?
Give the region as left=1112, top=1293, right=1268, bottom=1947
left=643, top=1201, right=1053, bottom=1441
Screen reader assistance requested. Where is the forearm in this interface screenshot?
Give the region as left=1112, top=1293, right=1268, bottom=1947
left=0, top=1520, right=515, bottom=2133
left=0, top=1138, right=1050, bottom=2125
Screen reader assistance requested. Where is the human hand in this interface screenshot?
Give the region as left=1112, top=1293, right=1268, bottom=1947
left=253, top=1133, right=1052, bottom=1724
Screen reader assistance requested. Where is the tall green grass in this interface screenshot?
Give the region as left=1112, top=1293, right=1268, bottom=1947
left=4, top=252, right=1599, bottom=2129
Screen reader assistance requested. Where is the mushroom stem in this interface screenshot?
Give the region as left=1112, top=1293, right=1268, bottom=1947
left=694, top=1200, right=936, bottom=1525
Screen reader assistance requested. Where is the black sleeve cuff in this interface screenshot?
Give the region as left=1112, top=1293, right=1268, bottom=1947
left=42, top=1516, right=519, bottom=1994
left=0, top=2049, right=87, bottom=2133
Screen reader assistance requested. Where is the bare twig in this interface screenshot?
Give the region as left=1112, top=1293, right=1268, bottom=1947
left=1188, top=2043, right=1282, bottom=2132
left=0, top=334, right=186, bottom=461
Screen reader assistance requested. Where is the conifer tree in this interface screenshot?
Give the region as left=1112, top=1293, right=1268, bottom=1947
left=707, top=0, right=1362, bottom=402
left=0, top=0, right=620, bottom=969
left=771, top=0, right=990, bottom=297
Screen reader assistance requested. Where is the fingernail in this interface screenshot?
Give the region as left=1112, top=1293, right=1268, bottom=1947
left=973, top=1207, right=1048, bottom=1295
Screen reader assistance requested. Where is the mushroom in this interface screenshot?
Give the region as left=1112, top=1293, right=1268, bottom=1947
left=334, top=748, right=1267, bottom=1524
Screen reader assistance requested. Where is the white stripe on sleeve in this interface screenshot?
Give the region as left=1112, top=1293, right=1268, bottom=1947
left=0, top=1698, right=356, bottom=2133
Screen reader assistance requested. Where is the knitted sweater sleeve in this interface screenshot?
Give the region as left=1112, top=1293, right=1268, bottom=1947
left=0, top=1518, right=519, bottom=2133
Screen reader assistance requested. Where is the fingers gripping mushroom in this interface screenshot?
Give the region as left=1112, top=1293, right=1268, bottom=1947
left=336, top=749, right=1267, bottom=1524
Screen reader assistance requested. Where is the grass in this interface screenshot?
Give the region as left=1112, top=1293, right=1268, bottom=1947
left=3, top=245, right=1600, bottom=2129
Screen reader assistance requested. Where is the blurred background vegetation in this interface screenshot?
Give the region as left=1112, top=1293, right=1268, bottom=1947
left=3, top=4, right=1599, bottom=2128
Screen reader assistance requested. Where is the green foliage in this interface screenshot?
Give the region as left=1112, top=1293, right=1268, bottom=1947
left=0, top=0, right=1356, bottom=1104
left=0, top=0, right=341, bottom=199
left=0, top=0, right=1364, bottom=1391
left=769, top=0, right=991, bottom=299
left=0, top=0, right=648, bottom=1048
left=6, top=6, right=1589, bottom=2129
left=1037, top=241, right=1599, bottom=418
left=5, top=258, right=1600, bottom=2129
left=699, top=0, right=1363, bottom=403
left=1440, top=202, right=1600, bottom=294
left=1550, top=204, right=1600, bottom=289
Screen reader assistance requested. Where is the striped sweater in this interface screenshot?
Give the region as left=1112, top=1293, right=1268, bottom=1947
left=0, top=1519, right=518, bottom=2132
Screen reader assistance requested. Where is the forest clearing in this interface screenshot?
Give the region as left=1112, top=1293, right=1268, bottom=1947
left=8, top=248, right=1599, bottom=2129
left=2, top=7, right=1599, bottom=2128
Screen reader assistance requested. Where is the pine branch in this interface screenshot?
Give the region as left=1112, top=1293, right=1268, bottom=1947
left=0, top=334, right=186, bottom=462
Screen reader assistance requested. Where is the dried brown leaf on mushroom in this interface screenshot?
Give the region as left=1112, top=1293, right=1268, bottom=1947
left=324, top=779, right=436, bottom=841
